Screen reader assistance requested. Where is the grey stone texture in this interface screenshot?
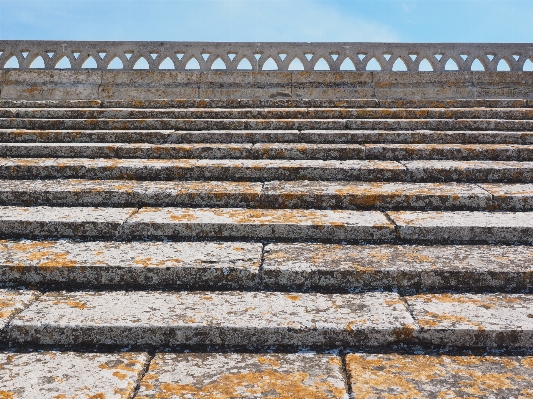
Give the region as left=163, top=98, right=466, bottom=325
left=137, top=353, right=349, bottom=399
left=0, top=351, right=149, bottom=398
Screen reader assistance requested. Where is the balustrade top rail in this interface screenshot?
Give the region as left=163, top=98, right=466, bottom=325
left=1, top=41, right=533, bottom=72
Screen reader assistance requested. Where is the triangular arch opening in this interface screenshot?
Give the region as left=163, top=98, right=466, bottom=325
left=418, top=58, right=433, bottom=71
left=445, top=58, right=459, bottom=71
left=30, top=55, right=45, bottom=68
left=314, top=58, right=330, bottom=71
left=237, top=58, right=253, bottom=70
left=133, top=57, right=149, bottom=70
left=4, top=56, right=19, bottom=68
left=471, top=58, right=485, bottom=71
left=392, top=58, right=407, bottom=71
left=185, top=57, right=200, bottom=70
left=523, top=59, right=533, bottom=72
left=211, top=58, right=226, bottom=70
left=339, top=58, right=355, bottom=71
left=55, top=56, right=72, bottom=69
left=107, top=57, right=124, bottom=70
left=366, top=58, right=381, bottom=71
left=288, top=57, right=304, bottom=71
left=262, top=57, right=278, bottom=71
left=159, top=57, right=175, bottom=70
left=82, top=56, right=98, bottom=69
left=497, top=58, right=511, bottom=71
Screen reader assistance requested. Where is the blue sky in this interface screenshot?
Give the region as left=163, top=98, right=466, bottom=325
left=0, top=0, right=532, bottom=42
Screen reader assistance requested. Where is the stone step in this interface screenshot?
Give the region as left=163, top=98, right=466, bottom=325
left=2, top=107, right=533, bottom=120
left=2, top=240, right=533, bottom=292
left=2, top=118, right=533, bottom=131
left=3, top=290, right=416, bottom=347
left=0, top=98, right=530, bottom=109
left=4, top=142, right=533, bottom=161
left=2, top=350, right=531, bottom=399
left=346, top=353, right=533, bottom=398
left=1, top=158, right=533, bottom=182
left=4, top=129, right=533, bottom=144
left=5, top=289, right=533, bottom=349
left=0, top=179, right=511, bottom=211
left=1, top=206, right=532, bottom=243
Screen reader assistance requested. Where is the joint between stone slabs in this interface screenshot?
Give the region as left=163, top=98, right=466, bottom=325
left=130, top=351, right=156, bottom=399
left=473, top=183, right=498, bottom=210
left=114, top=207, right=141, bottom=240
left=382, top=210, right=401, bottom=240
left=340, top=352, right=355, bottom=399
left=257, top=242, right=267, bottom=289
left=2, top=290, right=42, bottom=341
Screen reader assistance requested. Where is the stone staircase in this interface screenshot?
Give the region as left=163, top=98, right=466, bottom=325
left=1, top=98, right=533, bottom=398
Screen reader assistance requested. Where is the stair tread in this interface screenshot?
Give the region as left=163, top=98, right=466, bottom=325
left=6, top=290, right=414, bottom=346
left=346, top=353, right=533, bottom=398
left=0, top=351, right=149, bottom=399
left=0, top=289, right=38, bottom=330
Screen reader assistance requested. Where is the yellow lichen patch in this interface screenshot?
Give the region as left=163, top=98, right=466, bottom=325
left=520, top=358, right=533, bottom=368
left=152, top=370, right=345, bottom=399
left=38, top=253, right=78, bottom=268
left=0, top=392, right=14, bottom=399
left=86, top=393, right=106, bottom=399
left=346, top=319, right=368, bottom=331
left=418, top=294, right=496, bottom=308
left=63, top=300, right=89, bottom=310
left=285, top=294, right=301, bottom=301
left=257, top=356, right=281, bottom=368
left=11, top=241, right=55, bottom=252
left=112, top=371, right=128, bottom=381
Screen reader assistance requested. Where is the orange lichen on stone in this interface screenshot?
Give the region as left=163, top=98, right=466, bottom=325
left=138, top=370, right=345, bottom=399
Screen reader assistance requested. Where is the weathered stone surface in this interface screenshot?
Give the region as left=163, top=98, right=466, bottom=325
left=262, top=181, right=491, bottom=210
left=407, top=293, right=533, bottom=348
left=121, top=207, right=394, bottom=241
left=403, top=160, right=533, bottom=182
left=292, top=72, right=374, bottom=99
left=0, top=289, right=38, bottom=331
left=389, top=210, right=533, bottom=243
left=473, top=72, right=533, bottom=99
left=0, top=179, right=263, bottom=207
left=8, top=291, right=415, bottom=346
left=0, top=351, right=149, bottom=398
left=0, top=206, right=136, bottom=238
left=479, top=183, right=533, bottom=210
left=365, top=143, right=533, bottom=161
left=346, top=353, right=533, bottom=398
left=137, top=353, right=349, bottom=399
left=199, top=72, right=292, bottom=99
left=262, top=243, right=533, bottom=292
left=0, top=158, right=406, bottom=182
left=0, top=240, right=262, bottom=289
left=346, top=118, right=533, bottom=131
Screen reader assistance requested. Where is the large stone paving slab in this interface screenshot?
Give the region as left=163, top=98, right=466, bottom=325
left=262, top=243, right=533, bottom=292
left=479, top=183, right=533, bottom=211
left=0, top=351, right=149, bottom=398
left=120, top=207, right=395, bottom=241
left=0, top=240, right=262, bottom=289
left=0, top=206, right=137, bottom=238
left=0, top=289, right=38, bottom=331
left=346, top=353, right=533, bottom=398
left=388, top=211, right=533, bottom=243
left=406, top=293, right=533, bottom=348
left=137, top=353, right=349, bottom=399
left=7, top=290, right=415, bottom=346
left=262, top=181, right=491, bottom=210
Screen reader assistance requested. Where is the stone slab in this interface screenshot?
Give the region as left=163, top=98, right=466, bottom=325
left=479, top=183, right=533, bottom=211
left=406, top=293, right=533, bottom=348
left=0, top=351, right=149, bottom=398
left=388, top=210, right=533, bottom=243
left=137, top=353, right=348, bottom=399
left=4, top=129, right=533, bottom=145
left=0, top=240, right=262, bottom=289
left=0, top=158, right=406, bottom=182
left=7, top=290, right=415, bottom=346
left=346, top=353, right=533, bottom=398
left=0, top=206, right=137, bottom=238
left=365, top=144, right=533, bottom=161
left=403, top=160, right=533, bottom=183
left=262, top=181, right=491, bottom=210
left=0, top=179, right=263, bottom=207
left=120, top=207, right=395, bottom=241
left=199, top=72, right=292, bottom=100
left=0, top=289, right=38, bottom=331
left=262, top=243, right=533, bottom=292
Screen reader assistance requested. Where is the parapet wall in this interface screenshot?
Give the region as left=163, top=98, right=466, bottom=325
left=1, top=41, right=532, bottom=100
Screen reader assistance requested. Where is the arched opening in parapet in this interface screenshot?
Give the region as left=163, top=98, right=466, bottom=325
left=159, top=57, right=174, bottom=70
left=418, top=58, right=433, bottom=71
left=185, top=57, right=200, bottom=70
left=82, top=56, right=98, bottom=69
left=211, top=58, right=227, bottom=70
left=288, top=58, right=304, bottom=70
left=497, top=59, right=511, bottom=71
left=444, top=58, right=459, bottom=71
left=4, top=56, right=19, bottom=68
left=262, top=57, right=278, bottom=70
left=314, top=58, right=330, bottom=70
left=107, top=57, right=124, bottom=69
left=524, top=59, right=533, bottom=71
left=133, top=57, right=149, bottom=69
left=55, top=56, right=72, bottom=69
left=29, top=55, right=45, bottom=68
left=392, top=58, right=407, bottom=71
left=470, top=58, right=485, bottom=71
left=237, top=58, right=253, bottom=70
left=339, top=58, right=355, bottom=71
left=366, top=58, right=381, bottom=71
